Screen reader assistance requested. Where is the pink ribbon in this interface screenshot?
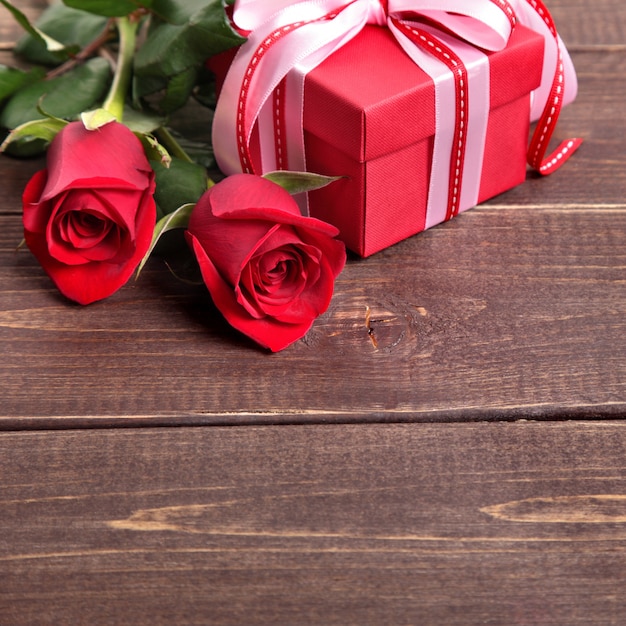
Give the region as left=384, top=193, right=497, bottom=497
left=212, top=0, right=580, bottom=225
left=512, top=0, right=582, bottom=173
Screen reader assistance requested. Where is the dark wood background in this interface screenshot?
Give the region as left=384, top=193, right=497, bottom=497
left=1, top=1, right=625, bottom=624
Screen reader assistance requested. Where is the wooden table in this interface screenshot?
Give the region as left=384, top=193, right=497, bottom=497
left=1, top=1, right=625, bottom=623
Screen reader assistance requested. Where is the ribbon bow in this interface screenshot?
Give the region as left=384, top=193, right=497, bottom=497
left=213, top=0, right=581, bottom=224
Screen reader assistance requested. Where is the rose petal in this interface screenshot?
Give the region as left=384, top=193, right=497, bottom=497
left=254, top=247, right=306, bottom=298
left=90, top=188, right=148, bottom=237
left=248, top=247, right=310, bottom=311
left=188, top=176, right=342, bottom=285
left=272, top=255, right=337, bottom=324
left=22, top=169, right=51, bottom=234
left=46, top=191, right=118, bottom=264
left=242, top=229, right=325, bottom=320
left=24, top=187, right=156, bottom=305
left=186, top=232, right=313, bottom=351
left=55, top=210, right=119, bottom=263
left=234, top=227, right=309, bottom=317
left=188, top=186, right=275, bottom=283
left=47, top=188, right=146, bottom=265
left=237, top=246, right=308, bottom=318
left=204, top=174, right=341, bottom=240
left=207, top=173, right=302, bottom=219
left=252, top=231, right=323, bottom=288
left=294, top=227, right=347, bottom=279
left=41, top=121, right=154, bottom=201
left=189, top=212, right=277, bottom=286
left=236, top=263, right=265, bottom=319
left=185, top=174, right=346, bottom=350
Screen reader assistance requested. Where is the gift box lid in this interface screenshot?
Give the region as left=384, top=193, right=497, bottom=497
left=303, top=24, right=545, bottom=163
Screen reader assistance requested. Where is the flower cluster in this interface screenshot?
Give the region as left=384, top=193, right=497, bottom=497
left=0, top=0, right=346, bottom=351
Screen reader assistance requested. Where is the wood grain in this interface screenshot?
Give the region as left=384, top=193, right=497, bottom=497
left=1, top=422, right=626, bottom=625
left=1, top=42, right=626, bottom=426
left=1, top=1, right=625, bottom=624
left=2, top=194, right=626, bottom=426
left=548, top=0, right=626, bottom=48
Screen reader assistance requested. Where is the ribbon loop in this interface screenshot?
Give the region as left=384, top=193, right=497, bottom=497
left=367, top=0, right=387, bottom=25
left=387, top=0, right=516, bottom=50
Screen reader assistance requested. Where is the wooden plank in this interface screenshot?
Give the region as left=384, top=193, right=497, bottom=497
left=2, top=50, right=625, bottom=426
left=2, top=189, right=626, bottom=425
left=548, top=0, right=626, bottom=48
left=1, top=3, right=624, bottom=426
left=2, top=189, right=626, bottom=422
left=1, top=422, right=626, bottom=625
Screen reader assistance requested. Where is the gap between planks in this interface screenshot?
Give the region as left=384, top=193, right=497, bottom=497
left=2, top=402, right=626, bottom=431
left=477, top=203, right=626, bottom=212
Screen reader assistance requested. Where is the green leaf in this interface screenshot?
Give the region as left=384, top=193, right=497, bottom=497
left=0, top=117, right=67, bottom=152
left=136, top=202, right=195, bottom=277
left=151, top=157, right=208, bottom=216
left=0, top=57, right=111, bottom=129
left=149, top=0, right=210, bottom=25
left=0, top=135, right=47, bottom=157
left=61, top=0, right=152, bottom=18
left=157, top=65, right=198, bottom=114
left=174, top=134, right=214, bottom=170
left=133, top=1, right=245, bottom=97
left=0, top=0, right=66, bottom=52
left=122, top=107, right=166, bottom=134
left=262, top=171, right=344, bottom=195
left=15, top=5, right=109, bottom=66
left=0, top=65, right=45, bottom=105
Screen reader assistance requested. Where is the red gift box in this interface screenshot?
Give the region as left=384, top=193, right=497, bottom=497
left=300, top=24, right=544, bottom=256
left=210, top=21, right=546, bottom=257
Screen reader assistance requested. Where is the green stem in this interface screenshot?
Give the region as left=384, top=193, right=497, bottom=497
left=154, top=126, right=215, bottom=188
left=46, top=19, right=114, bottom=81
left=102, top=16, right=138, bottom=122
left=154, top=126, right=194, bottom=164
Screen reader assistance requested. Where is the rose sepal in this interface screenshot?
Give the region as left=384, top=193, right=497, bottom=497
left=0, top=117, right=68, bottom=152
left=80, top=107, right=117, bottom=130
left=262, top=171, right=344, bottom=196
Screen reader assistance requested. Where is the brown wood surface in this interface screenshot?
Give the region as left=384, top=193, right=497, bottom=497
left=1, top=0, right=626, bottom=624
left=1, top=0, right=625, bottom=427
left=2, top=421, right=626, bottom=626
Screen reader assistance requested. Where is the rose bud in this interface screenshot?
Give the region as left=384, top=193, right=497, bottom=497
left=185, top=173, right=346, bottom=351
left=22, top=120, right=156, bottom=304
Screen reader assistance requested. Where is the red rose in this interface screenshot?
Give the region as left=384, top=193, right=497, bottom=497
left=185, top=174, right=346, bottom=351
left=22, top=120, right=156, bottom=305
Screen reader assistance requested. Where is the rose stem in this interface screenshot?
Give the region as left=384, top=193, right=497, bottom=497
left=153, top=126, right=194, bottom=164
left=102, top=16, right=139, bottom=122
left=45, top=19, right=115, bottom=81
left=154, top=126, right=216, bottom=188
